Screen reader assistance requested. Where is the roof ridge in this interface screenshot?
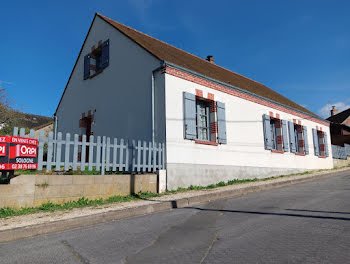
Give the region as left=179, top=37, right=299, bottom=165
left=97, top=13, right=267, bottom=88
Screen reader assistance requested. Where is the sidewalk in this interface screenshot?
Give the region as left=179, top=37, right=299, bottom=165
left=1, top=167, right=349, bottom=243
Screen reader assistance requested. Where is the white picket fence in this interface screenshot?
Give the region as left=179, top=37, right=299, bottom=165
left=13, top=127, right=165, bottom=174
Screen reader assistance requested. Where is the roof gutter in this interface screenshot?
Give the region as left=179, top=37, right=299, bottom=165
left=163, top=61, right=328, bottom=124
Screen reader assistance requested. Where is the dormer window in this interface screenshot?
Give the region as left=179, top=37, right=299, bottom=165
left=84, top=39, right=109, bottom=79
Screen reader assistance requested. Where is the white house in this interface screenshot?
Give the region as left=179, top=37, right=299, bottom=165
left=55, top=13, right=333, bottom=190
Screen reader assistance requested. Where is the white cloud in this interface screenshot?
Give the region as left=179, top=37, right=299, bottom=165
left=318, top=101, right=350, bottom=118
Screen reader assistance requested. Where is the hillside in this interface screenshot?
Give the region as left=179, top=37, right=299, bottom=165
left=0, top=110, right=53, bottom=135
left=9, top=111, right=53, bottom=129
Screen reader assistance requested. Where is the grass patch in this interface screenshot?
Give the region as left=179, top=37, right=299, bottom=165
left=0, top=195, right=140, bottom=218
left=35, top=182, right=49, bottom=188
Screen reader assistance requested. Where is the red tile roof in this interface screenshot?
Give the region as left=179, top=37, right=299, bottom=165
left=97, top=13, right=318, bottom=117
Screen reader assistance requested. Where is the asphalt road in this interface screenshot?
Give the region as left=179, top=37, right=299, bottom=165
left=1, top=172, right=350, bottom=264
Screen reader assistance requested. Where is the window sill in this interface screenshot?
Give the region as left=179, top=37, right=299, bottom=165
left=318, top=155, right=327, bottom=158
left=88, top=70, right=103, bottom=79
left=271, top=149, right=284, bottom=154
left=295, top=153, right=306, bottom=156
left=195, top=140, right=218, bottom=146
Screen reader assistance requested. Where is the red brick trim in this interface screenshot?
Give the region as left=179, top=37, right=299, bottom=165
left=164, top=66, right=329, bottom=126
left=318, top=156, right=327, bottom=158
left=271, top=149, right=284, bottom=154
left=295, top=152, right=306, bottom=156
left=207, top=93, right=215, bottom=100
left=195, top=140, right=219, bottom=146
left=210, top=122, right=218, bottom=133
left=195, top=89, right=203, bottom=97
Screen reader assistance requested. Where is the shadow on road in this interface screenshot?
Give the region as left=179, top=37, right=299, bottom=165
left=185, top=207, right=350, bottom=222
left=285, top=208, right=350, bottom=215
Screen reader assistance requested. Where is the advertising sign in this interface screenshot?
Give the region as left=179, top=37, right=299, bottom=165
left=0, top=136, right=38, bottom=170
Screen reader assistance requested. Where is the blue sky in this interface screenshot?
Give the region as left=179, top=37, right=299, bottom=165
left=1, top=0, right=349, bottom=118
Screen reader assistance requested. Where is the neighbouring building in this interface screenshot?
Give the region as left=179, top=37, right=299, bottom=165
left=326, top=106, right=350, bottom=146
left=55, top=13, right=333, bottom=190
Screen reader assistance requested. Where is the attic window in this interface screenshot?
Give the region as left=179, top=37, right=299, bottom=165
left=84, top=39, right=109, bottom=79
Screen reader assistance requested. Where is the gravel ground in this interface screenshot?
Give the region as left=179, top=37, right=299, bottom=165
left=1, top=167, right=349, bottom=231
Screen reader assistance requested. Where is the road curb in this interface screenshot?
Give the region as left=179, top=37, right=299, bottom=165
left=0, top=169, right=349, bottom=244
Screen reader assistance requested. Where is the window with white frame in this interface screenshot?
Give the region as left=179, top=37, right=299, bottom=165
left=269, top=118, right=283, bottom=151
left=196, top=99, right=210, bottom=141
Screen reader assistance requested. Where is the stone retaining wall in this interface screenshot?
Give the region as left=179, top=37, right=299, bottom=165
left=0, top=174, right=157, bottom=208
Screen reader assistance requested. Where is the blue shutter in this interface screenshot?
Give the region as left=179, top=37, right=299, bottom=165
left=101, top=39, right=109, bottom=68
left=324, top=131, right=329, bottom=157
left=288, top=121, right=297, bottom=153
left=312, top=128, right=320, bottom=156
left=262, top=114, right=273, bottom=150
left=282, top=120, right=289, bottom=152
left=217, top=102, right=227, bottom=144
left=84, top=54, right=90, bottom=79
left=303, top=126, right=309, bottom=155
left=183, top=92, right=196, bottom=139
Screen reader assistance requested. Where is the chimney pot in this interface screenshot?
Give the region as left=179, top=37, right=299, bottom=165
left=331, top=105, right=338, bottom=116
left=206, top=55, right=215, bottom=63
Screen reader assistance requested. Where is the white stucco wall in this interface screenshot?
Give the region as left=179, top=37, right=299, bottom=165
left=56, top=16, right=164, bottom=142
left=164, top=73, right=333, bottom=189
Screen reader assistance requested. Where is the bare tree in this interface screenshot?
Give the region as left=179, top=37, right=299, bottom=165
left=0, top=86, right=13, bottom=124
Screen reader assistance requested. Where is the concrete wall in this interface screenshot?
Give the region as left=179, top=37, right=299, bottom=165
left=0, top=174, right=157, bottom=209
left=56, top=16, right=163, bottom=142
left=333, top=157, right=350, bottom=168
left=164, top=73, right=334, bottom=190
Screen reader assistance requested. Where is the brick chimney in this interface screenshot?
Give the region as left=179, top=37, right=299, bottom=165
left=206, top=55, right=215, bottom=64
left=330, top=105, right=338, bottom=116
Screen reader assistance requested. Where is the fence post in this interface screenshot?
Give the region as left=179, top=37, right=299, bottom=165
left=152, top=142, right=157, bottom=172
left=19, top=128, right=25, bottom=137
left=148, top=141, right=152, bottom=172
left=88, top=135, right=94, bottom=171
left=137, top=140, right=141, bottom=172
left=106, top=137, right=111, bottom=171
left=96, top=136, right=101, bottom=171
left=38, top=131, right=44, bottom=170
left=29, top=129, right=35, bottom=139
left=142, top=141, right=147, bottom=172
left=64, top=133, right=71, bottom=171
left=47, top=132, right=54, bottom=171
left=13, top=127, right=18, bottom=136
left=55, top=132, right=62, bottom=171
left=119, top=138, right=124, bottom=172
left=81, top=135, right=87, bottom=171
left=112, top=138, right=117, bottom=172
left=72, top=134, right=78, bottom=171
left=162, top=143, right=165, bottom=169
left=125, top=140, right=130, bottom=172
left=101, top=136, right=106, bottom=175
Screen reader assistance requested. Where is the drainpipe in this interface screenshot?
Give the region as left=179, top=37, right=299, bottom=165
left=152, top=61, right=165, bottom=145
left=151, top=71, right=155, bottom=146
